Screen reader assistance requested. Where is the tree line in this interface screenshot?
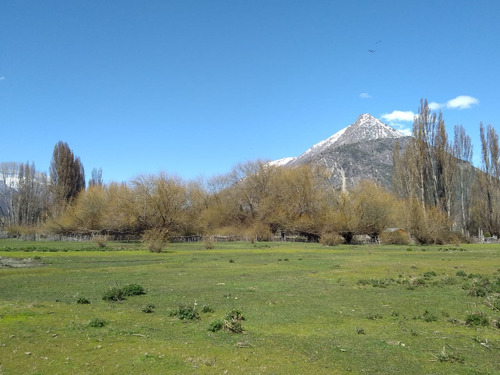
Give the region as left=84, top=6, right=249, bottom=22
left=393, top=99, right=500, bottom=240
left=1, top=100, right=499, bottom=244
left=1, top=142, right=89, bottom=229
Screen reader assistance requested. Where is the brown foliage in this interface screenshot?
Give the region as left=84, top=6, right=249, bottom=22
left=398, top=197, right=452, bottom=244
left=142, top=228, right=170, bottom=252
left=379, top=230, right=410, bottom=245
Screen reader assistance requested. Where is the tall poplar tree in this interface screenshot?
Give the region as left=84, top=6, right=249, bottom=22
left=393, top=99, right=456, bottom=215
left=473, top=123, right=500, bottom=236
left=16, top=162, right=48, bottom=225
left=49, top=141, right=85, bottom=211
left=89, top=168, right=103, bottom=187
left=453, top=125, right=474, bottom=234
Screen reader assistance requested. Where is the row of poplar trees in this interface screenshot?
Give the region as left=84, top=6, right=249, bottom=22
left=393, top=99, right=500, bottom=240
left=0, top=141, right=87, bottom=227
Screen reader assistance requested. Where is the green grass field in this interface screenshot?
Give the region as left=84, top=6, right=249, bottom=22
left=1, top=240, right=499, bottom=374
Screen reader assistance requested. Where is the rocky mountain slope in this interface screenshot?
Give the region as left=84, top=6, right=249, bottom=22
left=271, top=114, right=412, bottom=189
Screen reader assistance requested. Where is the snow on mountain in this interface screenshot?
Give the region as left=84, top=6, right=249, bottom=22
left=268, top=157, right=296, bottom=167
left=301, top=127, right=347, bottom=158
left=273, top=113, right=406, bottom=167
left=0, top=174, right=19, bottom=189
left=297, top=113, right=405, bottom=161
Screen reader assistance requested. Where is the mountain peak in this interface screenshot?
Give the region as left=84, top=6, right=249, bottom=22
left=297, top=113, right=404, bottom=160
left=348, top=113, right=405, bottom=140
left=268, top=113, right=411, bottom=188
left=357, top=113, right=376, bottom=122
left=270, top=113, right=407, bottom=169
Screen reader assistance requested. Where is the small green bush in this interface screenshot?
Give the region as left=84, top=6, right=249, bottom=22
left=102, top=284, right=145, bottom=302
left=433, top=346, right=464, bottom=363
left=469, top=286, right=488, bottom=297
left=409, top=277, right=426, bottom=288
left=89, top=318, right=107, bottom=328
left=141, top=303, right=155, bottom=313
left=207, top=308, right=244, bottom=333
left=465, top=313, right=489, bottom=327
left=467, top=276, right=499, bottom=297
left=489, top=297, right=500, bottom=311
left=468, top=273, right=482, bottom=279
left=224, top=309, right=245, bottom=322
left=438, top=276, right=457, bottom=286
left=208, top=319, right=224, bottom=332
left=217, top=309, right=245, bottom=333
left=122, top=283, right=146, bottom=296
left=201, top=304, right=214, bottom=313
left=102, top=287, right=125, bottom=302
left=170, top=304, right=200, bottom=320
left=76, top=297, right=90, bottom=304
left=423, top=271, right=437, bottom=279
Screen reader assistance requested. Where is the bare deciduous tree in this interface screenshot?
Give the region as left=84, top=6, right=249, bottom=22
left=472, top=123, right=500, bottom=237
left=453, top=125, right=474, bottom=235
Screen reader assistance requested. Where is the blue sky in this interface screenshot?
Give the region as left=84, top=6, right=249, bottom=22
left=1, top=0, right=498, bottom=183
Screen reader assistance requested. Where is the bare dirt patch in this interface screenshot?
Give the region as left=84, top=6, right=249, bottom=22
left=0, top=257, right=44, bottom=268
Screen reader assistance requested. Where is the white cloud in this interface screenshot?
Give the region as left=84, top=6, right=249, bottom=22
left=395, top=127, right=413, bottom=136
left=380, top=111, right=415, bottom=136
left=446, top=95, right=479, bottom=110
left=381, top=110, right=416, bottom=122
left=428, top=95, right=479, bottom=111
left=428, top=101, right=442, bottom=110
left=379, top=94, right=479, bottom=138
left=360, top=92, right=372, bottom=99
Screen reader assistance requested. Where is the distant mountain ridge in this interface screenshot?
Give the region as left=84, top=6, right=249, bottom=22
left=271, top=113, right=412, bottom=189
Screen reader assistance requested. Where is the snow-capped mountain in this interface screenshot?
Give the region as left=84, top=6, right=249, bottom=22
left=305, top=113, right=403, bottom=153
left=271, top=114, right=406, bottom=167
left=270, top=113, right=411, bottom=188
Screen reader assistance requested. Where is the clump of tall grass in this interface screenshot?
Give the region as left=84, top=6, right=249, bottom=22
left=92, top=234, right=109, bottom=248
left=142, top=228, right=169, bottom=253
left=320, top=232, right=345, bottom=246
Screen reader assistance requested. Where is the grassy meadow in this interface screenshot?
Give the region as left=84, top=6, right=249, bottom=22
left=0, top=240, right=499, bottom=374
